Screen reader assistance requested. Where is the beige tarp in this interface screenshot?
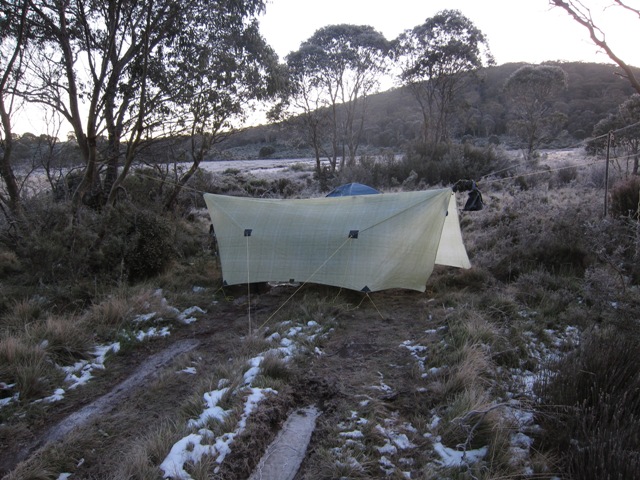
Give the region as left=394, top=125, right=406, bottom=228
left=203, top=188, right=470, bottom=293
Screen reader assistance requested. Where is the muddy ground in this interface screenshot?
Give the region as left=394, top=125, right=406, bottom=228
left=1, top=277, right=458, bottom=479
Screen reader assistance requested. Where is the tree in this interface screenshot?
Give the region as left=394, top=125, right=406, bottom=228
left=503, top=64, right=568, bottom=159
left=19, top=0, right=275, bottom=210
left=0, top=0, right=29, bottom=219
left=395, top=10, right=494, bottom=153
left=550, top=0, right=640, bottom=94
left=159, top=6, right=283, bottom=210
left=284, top=24, right=391, bottom=173
left=589, top=94, right=640, bottom=175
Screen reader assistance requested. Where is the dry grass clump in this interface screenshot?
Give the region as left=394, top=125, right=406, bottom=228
left=85, top=293, right=132, bottom=328
left=0, top=249, right=21, bottom=277
left=513, top=269, right=582, bottom=319
left=253, top=351, right=292, bottom=389
left=1, top=297, right=45, bottom=334
left=27, top=314, right=93, bottom=365
left=0, top=336, right=59, bottom=402
left=114, top=420, right=182, bottom=479
left=468, top=186, right=596, bottom=282
left=535, top=328, right=640, bottom=480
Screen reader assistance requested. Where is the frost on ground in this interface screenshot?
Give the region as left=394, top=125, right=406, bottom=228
left=7, top=283, right=585, bottom=479
left=1, top=291, right=207, bottom=410
left=159, top=319, right=327, bottom=479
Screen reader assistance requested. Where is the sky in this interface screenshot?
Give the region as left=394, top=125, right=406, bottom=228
left=258, top=0, right=640, bottom=67
left=11, top=0, right=639, bottom=135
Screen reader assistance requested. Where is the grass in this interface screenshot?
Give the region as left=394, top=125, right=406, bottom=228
left=2, top=156, right=640, bottom=478
left=0, top=336, right=58, bottom=402
left=534, top=328, right=640, bottom=479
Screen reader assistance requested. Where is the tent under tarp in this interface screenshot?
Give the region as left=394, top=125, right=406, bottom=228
left=326, top=182, right=380, bottom=197
left=203, top=188, right=471, bottom=293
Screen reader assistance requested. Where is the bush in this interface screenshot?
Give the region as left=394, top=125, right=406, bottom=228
left=258, top=145, right=276, bottom=158
left=610, top=176, right=640, bottom=219
left=121, top=168, right=167, bottom=209
left=181, top=168, right=217, bottom=209
left=553, top=163, right=578, bottom=186
left=396, top=143, right=512, bottom=187
left=121, top=210, right=175, bottom=282
left=535, top=329, right=640, bottom=480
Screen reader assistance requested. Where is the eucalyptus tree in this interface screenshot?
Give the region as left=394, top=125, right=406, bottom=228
left=550, top=0, right=640, bottom=94
left=503, top=64, right=568, bottom=160
left=159, top=7, right=283, bottom=210
left=395, top=10, right=493, bottom=153
left=19, top=0, right=277, bottom=209
left=589, top=94, right=640, bottom=175
left=0, top=0, right=29, bottom=219
left=285, top=24, right=391, bottom=172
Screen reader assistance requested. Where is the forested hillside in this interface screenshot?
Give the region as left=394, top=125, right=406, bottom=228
left=8, top=61, right=638, bottom=167
left=217, top=61, right=638, bottom=159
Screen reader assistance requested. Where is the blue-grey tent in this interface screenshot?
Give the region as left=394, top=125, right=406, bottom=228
left=326, top=183, right=380, bottom=197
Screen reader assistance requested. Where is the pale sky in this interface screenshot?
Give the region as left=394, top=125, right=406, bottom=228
left=258, top=0, right=640, bottom=67
left=12, top=0, right=639, bottom=135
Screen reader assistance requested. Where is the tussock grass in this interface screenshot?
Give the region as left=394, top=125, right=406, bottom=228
left=305, top=446, right=374, bottom=479
left=28, top=315, right=92, bottom=365
left=239, top=334, right=272, bottom=357
left=0, top=249, right=21, bottom=277
left=115, top=420, right=182, bottom=479
left=437, top=387, right=495, bottom=450
left=446, top=310, right=501, bottom=350
left=85, top=293, right=131, bottom=330
left=252, top=352, right=291, bottom=390
left=1, top=297, right=44, bottom=334
left=436, top=343, right=494, bottom=400
left=0, top=336, right=57, bottom=401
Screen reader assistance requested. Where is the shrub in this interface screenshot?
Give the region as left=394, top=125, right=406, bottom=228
left=29, top=315, right=93, bottom=365
left=121, top=168, right=167, bottom=210
left=396, top=143, right=512, bottom=187
left=180, top=168, right=217, bottom=209
left=610, top=176, right=640, bottom=219
left=535, top=329, right=640, bottom=480
left=0, top=250, right=21, bottom=277
left=8, top=199, right=99, bottom=286
left=258, top=145, right=276, bottom=158
left=553, top=163, right=578, bottom=186
left=91, top=204, right=176, bottom=283
left=122, top=211, right=175, bottom=282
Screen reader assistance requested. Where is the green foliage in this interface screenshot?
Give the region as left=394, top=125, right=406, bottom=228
left=395, top=10, right=494, bottom=147
left=120, top=211, right=175, bottom=282
left=285, top=23, right=391, bottom=169
left=0, top=194, right=179, bottom=295
left=504, top=65, right=569, bottom=158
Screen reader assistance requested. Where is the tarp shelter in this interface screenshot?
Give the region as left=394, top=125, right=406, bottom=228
left=203, top=188, right=471, bottom=293
left=326, top=182, right=380, bottom=197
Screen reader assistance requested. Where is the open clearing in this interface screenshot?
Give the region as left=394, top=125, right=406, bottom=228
left=3, top=148, right=634, bottom=479
left=2, top=282, right=477, bottom=478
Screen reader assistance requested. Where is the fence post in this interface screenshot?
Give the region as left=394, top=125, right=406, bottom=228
left=604, top=131, right=612, bottom=217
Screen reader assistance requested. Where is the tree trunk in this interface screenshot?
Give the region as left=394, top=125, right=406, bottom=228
left=0, top=104, right=22, bottom=217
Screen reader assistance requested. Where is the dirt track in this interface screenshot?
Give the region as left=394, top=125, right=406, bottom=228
left=2, top=282, right=450, bottom=478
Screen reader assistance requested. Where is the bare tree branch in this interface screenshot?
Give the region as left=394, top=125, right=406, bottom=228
left=550, top=0, right=640, bottom=94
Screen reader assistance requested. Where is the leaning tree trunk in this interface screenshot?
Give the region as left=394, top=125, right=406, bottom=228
left=0, top=105, right=22, bottom=218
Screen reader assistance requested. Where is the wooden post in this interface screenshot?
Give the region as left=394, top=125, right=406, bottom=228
left=604, top=131, right=612, bottom=217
